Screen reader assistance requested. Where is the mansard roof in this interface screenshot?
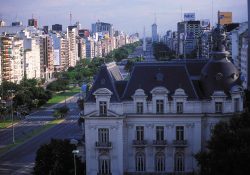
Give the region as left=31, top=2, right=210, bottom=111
left=122, top=62, right=199, bottom=100
left=85, top=62, right=121, bottom=102
left=85, top=59, right=240, bottom=102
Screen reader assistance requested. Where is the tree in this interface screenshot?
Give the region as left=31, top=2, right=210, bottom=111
left=33, top=139, right=85, bottom=175
left=195, top=112, right=250, bottom=175
left=53, top=105, right=69, bottom=118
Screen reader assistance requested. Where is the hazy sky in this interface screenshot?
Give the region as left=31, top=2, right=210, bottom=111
left=0, top=0, right=248, bottom=36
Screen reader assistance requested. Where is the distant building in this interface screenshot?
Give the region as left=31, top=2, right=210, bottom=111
left=79, top=29, right=90, bottom=38
left=218, top=11, right=232, bottom=25
left=40, top=35, right=54, bottom=80
left=12, top=21, right=23, bottom=27
left=0, top=35, right=24, bottom=83
left=28, top=18, right=38, bottom=28
left=177, top=20, right=202, bottom=58
left=86, top=37, right=95, bottom=59
left=240, top=31, right=248, bottom=89
left=43, top=26, right=49, bottom=34
left=92, top=21, right=113, bottom=37
left=152, top=23, right=158, bottom=43
left=0, top=20, right=6, bottom=27
left=67, top=25, right=78, bottom=67
left=52, top=24, right=62, bottom=32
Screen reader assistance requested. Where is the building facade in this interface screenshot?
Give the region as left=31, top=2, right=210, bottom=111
left=82, top=26, right=243, bottom=175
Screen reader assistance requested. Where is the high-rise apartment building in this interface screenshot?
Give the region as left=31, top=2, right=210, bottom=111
left=60, top=36, right=69, bottom=70
left=52, top=24, right=63, bottom=32
left=177, top=20, right=201, bottom=58
left=92, top=21, right=113, bottom=37
left=67, top=25, right=78, bottom=67
left=0, top=35, right=24, bottom=83
left=40, top=35, right=54, bottom=80
left=28, top=18, right=38, bottom=28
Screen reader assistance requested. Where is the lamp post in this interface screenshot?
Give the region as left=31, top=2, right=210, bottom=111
left=72, top=149, right=79, bottom=175
left=8, top=90, right=15, bottom=144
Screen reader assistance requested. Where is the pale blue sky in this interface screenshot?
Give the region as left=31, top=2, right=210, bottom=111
left=0, top=0, right=248, bottom=36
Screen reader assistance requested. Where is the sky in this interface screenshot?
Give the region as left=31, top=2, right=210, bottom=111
left=0, top=0, right=248, bottom=36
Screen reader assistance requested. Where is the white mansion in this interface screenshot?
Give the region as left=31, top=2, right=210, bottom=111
left=82, top=25, right=244, bottom=175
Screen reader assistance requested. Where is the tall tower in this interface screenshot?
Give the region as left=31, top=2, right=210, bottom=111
left=143, top=26, right=146, bottom=52
left=152, top=14, right=158, bottom=43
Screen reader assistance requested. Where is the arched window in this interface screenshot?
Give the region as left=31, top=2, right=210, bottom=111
left=135, top=152, right=145, bottom=172
left=98, top=154, right=111, bottom=174
left=174, top=152, right=184, bottom=172
left=155, top=152, right=165, bottom=172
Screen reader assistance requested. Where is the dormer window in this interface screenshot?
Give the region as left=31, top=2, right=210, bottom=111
left=136, top=102, right=143, bottom=114
left=177, top=102, right=183, bottom=114
left=156, top=100, right=164, bottom=114
left=99, top=101, right=107, bottom=116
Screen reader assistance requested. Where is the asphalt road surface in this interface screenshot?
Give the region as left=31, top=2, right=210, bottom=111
left=0, top=94, right=83, bottom=175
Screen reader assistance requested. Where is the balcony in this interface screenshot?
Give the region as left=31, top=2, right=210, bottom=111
left=95, top=142, right=112, bottom=149
left=132, top=140, right=147, bottom=147
left=152, top=140, right=168, bottom=147
left=173, top=140, right=188, bottom=147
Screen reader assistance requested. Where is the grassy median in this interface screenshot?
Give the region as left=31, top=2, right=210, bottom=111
left=45, top=87, right=81, bottom=107
left=0, top=119, right=64, bottom=155
left=0, top=119, right=19, bottom=129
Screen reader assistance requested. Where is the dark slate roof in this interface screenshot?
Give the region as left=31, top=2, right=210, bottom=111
left=185, top=59, right=208, bottom=77
left=85, top=63, right=121, bottom=102
left=122, top=62, right=199, bottom=100
left=115, top=81, right=128, bottom=99
left=86, top=59, right=238, bottom=102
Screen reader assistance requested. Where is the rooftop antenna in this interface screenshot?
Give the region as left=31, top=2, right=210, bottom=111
left=212, top=0, right=214, bottom=27
left=32, top=13, right=34, bottom=19
left=181, top=6, right=183, bottom=22
left=154, top=12, right=157, bottom=24
left=218, top=10, right=220, bottom=25
left=69, top=12, right=72, bottom=25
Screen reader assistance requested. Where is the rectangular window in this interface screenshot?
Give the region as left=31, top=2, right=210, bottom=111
left=176, top=126, right=184, bottom=141
left=177, top=102, right=183, bottom=114
left=98, top=128, right=109, bottom=143
left=99, top=157, right=111, bottom=174
left=136, top=153, right=145, bottom=172
left=215, top=102, right=223, bottom=113
left=136, top=126, right=144, bottom=141
left=136, top=102, right=143, bottom=114
left=156, top=100, right=164, bottom=114
left=156, top=126, right=164, bottom=141
left=99, top=101, right=107, bottom=116
left=234, top=98, right=240, bottom=112
left=175, top=153, right=184, bottom=172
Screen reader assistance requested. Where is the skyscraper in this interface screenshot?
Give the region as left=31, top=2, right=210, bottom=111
left=151, top=23, right=158, bottom=43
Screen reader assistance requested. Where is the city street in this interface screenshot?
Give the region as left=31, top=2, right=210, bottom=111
left=128, top=43, right=156, bottom=62
left=0, top=94, right=83, bottom=175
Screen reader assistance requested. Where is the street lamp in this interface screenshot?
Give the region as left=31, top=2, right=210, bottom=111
left=72, top=149, right=79, bottom=175
left=8, top=90, right=15, bottom=144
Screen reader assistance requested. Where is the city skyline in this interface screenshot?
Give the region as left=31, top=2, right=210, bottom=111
left=0, top=0, right=248, bottom=36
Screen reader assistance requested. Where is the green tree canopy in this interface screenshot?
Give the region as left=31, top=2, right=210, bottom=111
left=195, top=112, right=250, bottom=175
left=33, top=139, right=85, bottom=175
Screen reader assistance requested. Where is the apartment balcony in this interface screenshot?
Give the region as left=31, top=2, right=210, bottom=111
left=95, top=142, right=112, bottom=149
left=152, top=140, right=168, bottom=147
left=172, top=140, right=188, bottom=147
left=132, top=140, right=147, bottom=147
